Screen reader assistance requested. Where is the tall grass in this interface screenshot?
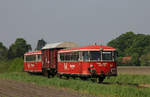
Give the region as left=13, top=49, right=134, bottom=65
left=105, top=74, right=150, bottom=84
left=0, top=61, right=9, bottom=73
left=0, top=59, right=150, bottom=97
left=0, top=58, right=23, bottom=73
left=8, top=58, right=24, bottom=72
left=0, top=72, right=150, bottom=97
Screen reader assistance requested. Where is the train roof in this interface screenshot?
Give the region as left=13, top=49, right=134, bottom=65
left=24, top=50, right=42, bottom=56
left=42, top=41, right=79, bottom=50
left=58, top=45, right=116, bottom=53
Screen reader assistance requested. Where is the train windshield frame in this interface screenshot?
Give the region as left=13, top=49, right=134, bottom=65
left=83, top=51, right=101, bottom=62
left=82, top=51, right=116, bottom=62
left=102, top=51, right=113, bottom=61
left=24, top=54, right=42, bottom=62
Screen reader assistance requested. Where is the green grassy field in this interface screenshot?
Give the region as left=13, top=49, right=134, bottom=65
left=0, top=59, right=150, bottom=97
left=0, top=72, right=150, bottom=97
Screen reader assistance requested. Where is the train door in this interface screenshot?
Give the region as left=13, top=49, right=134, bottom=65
left=81, top=51, right=90, bottom=75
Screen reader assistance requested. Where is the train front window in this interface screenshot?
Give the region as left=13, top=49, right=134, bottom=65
left=102, top=51, right=113, bottom=61
left=26, top=55, right=36, bottom=62
left=90, top=51, right=101, bottom=61
left=83, top=51, right=101, bottom=61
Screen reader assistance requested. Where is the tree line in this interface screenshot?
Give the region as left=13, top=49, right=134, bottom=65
left=0, top=32, right=150, bottom=66
left=0, top=38, right=46, bottom=60
left=107, top=32, right=150, bottom=66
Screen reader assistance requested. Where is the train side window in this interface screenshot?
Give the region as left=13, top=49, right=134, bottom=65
left=37, top=54, right=41, bottom=61
left=65, top=53, right=71, bottom=61
left=59, top=52, right=79, bottom=62
left=83, top=51, right=89, bottom=61
left=24, top=56, right=26, bottom=62
left=60, top=53, right=65, bottom=62
left=26, top=55, right=30, bottom=61
left=74, top=52, right=79, bottom=61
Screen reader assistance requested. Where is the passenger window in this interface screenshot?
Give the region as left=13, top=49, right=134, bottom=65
left=60, top=53, right=65, bottom=61
left=59, top=52, right=79, bottom=62
left=83, top=52, right=89, bottom=61
left=37, top=55, right=41, bottom=61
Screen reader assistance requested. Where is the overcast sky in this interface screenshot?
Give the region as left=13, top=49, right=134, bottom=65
left=0, top=0, right=150, bottom=49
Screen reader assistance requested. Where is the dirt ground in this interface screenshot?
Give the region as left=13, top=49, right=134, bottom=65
left=0, top=79, right=94, bottom=97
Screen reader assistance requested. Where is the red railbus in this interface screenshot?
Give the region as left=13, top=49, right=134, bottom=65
left=57, top=45, right=117, bottom=83
left=24, top=51, right=42, bottom=73
left=24, top=43, right=117, bottom=83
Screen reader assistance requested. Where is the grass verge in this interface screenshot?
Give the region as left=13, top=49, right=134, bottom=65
left=0, top=72, right=150, bottom=97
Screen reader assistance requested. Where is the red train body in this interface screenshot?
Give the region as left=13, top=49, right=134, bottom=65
left=24, top=43, right=117, bottom=83
left=24, top=51, right=42, bottom=72
left=57, top=45, right=117, bottom=82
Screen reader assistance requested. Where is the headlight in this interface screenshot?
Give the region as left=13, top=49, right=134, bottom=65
left=90, top=64, right=94, bottom=68
left=110, top=64, right=113, bottom=67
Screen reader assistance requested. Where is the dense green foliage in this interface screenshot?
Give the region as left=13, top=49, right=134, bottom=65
left=0, top=58, right=24, bottom=73
left=8, top=58, right=24, bottom=72
left=0, top=61, right=9, bottom=73
left=0, top=72, right=150, bottom=97
left=35, top=38, right=47, bottom=50
left=0, top=42, right=8, bottom=60
left=108, top=32, right=150, bottom=66
left=140, top=53, right=150, bottom=66
left=8, top=38, right=32, bottom=59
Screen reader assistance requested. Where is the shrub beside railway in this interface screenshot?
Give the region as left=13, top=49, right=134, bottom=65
left=0, top=58, right=23, bottom=73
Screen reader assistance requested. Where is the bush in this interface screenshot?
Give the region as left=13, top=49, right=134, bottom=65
left=0, top=61, right=9, bottom=73
left=8, top=58, right=24, bottom=72
left=140, top=53, right=150, bottom=66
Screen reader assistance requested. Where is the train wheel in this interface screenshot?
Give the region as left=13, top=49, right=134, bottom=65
left=72, top=76, right=76, bottom=79
left=66, top=76, right=70, bottom=79
left=98, top=77, right=105, bottom=83
left=43, top=69, right=50, bottom=78
left=58, top=74, right=62, bottom=79
left=80, top=77, right=87, bottom=81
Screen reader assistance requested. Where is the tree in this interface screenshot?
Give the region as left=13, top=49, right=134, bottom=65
left=130, top=53, right=140, bottom=66
left=35, top=39, right=46, bottom=50
left=129, top=34, right=150, bottom=55
left=8, top=38, right=32, bottom=59
left=140, top=52, right=150, bottom=66
left=143, top=46, right=150, bottom=54
left=108, top=32, right=136, bottom=56
left=0, top=42, right=8, bottom=60
left=107, top=32, right=150, bottom=66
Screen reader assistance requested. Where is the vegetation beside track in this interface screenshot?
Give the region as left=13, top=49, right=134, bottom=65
left=0, top=58, right=23, bottom=73
left=105, top=74, right=150, bottom=84
left=0, top=72, right=150, bottom=97
left=0, top=58, right=150, bottom=97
